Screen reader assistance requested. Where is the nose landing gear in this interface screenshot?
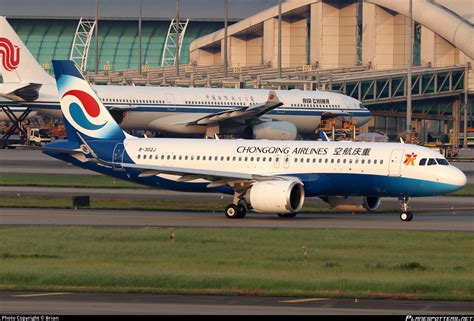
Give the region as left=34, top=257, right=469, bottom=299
left=399, top=196, right=413, bottom=221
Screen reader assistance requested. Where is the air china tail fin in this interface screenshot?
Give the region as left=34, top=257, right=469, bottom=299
left=52, top=60, right=128, bottom=143
left=0, top=16, right=54, bottom=84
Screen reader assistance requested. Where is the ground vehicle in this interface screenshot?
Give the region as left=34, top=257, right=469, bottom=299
left=28, top=128, right=51, bottom=146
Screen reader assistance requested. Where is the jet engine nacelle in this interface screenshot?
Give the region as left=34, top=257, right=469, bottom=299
left=246, top=180, right=305, bottom=213
left=327, top=196, right=381, bottom=213
left=243, top=121, right=297, bottom=140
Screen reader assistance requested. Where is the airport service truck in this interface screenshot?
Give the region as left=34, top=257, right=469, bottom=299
left=28, top=128, right=51, bottom=146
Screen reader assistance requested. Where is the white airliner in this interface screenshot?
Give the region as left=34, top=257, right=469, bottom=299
left=0, top=16, right=371, bottom=139
left=43, top=60, right=467, bottom=221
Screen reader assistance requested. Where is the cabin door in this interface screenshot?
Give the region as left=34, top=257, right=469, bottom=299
left=166, top=93, right=176, bottom=111
left=274, top=154, right=281, bottom=168
left=388, top=149, right=404, bottom=176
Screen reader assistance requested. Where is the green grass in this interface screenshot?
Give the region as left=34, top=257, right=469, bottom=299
left=0, top=173, right=143, bottom=189
left=0, top=226, right=472, bottom=300
left=448, top=184, right=474, bottom=197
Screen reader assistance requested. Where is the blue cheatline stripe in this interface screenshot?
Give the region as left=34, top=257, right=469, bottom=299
left=16, top=102, right=372, bottom=117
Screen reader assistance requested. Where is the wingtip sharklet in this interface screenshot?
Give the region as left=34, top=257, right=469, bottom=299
left=267, top=90, right=280, bottom=104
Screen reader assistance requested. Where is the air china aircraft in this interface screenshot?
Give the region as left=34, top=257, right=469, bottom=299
left=0, top=16, right=371, bottom=140
left=43, top=60, right=467, bottom=221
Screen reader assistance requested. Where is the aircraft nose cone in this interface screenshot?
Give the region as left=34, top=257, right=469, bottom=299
left=444, top=166, right=467, bottom=193
left=453, top=167, right=467, bottom=187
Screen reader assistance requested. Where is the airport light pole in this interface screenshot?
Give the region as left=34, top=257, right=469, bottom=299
left=406, top=0, right=413, bottom=132
left=95, top=0, right=99, bottom=75
left=138, top=0, right=142, bottom=75
left=176, top=0, right=180, bottom=77
left=278, top=0, right=282, bottom=79
left=224, top=0, right=228, bottom=78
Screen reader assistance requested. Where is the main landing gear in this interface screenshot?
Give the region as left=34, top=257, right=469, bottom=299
left=399, top=196, right=413, bottom=222
left=225, top=203, right=247, bottom=219
left=225, top=193, right=247, bottom=219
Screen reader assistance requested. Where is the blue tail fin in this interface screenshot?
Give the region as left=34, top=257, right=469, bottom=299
left=52, top=60, right=126, bottom=143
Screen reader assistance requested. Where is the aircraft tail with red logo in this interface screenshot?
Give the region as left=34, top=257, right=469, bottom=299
left=52, top=60, right=127, bottom=143
left=0, top=16, right=54, bottom=84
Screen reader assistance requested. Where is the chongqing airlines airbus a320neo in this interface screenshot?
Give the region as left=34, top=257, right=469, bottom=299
left=43, top=60, right=467, bottom=221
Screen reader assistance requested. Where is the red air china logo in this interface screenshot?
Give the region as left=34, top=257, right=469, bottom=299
left=0, top=38, right=20, bottom=71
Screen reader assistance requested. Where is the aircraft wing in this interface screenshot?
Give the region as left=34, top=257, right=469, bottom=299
left=183, top=90, right=283, bottom=126
left=120, top=162, right=301, bottom=189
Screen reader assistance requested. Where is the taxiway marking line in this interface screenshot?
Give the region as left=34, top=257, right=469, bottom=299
left=280, top=298, right=329, bottom=303
left=13, top=292, right=68, bottom=298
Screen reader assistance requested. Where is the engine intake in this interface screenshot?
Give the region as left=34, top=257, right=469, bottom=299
left=327, top=196, right=381, bottom=213
left=246, top=180, right=305, bottom=213
left=243, top=121, right=297, bottom=140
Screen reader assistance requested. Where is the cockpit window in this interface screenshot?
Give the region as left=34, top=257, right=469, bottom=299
left=436, top=158, right=449, bottom=165
left=419, top=158, right=427, bottom=166
left=427, top=158, right=437, bottom=166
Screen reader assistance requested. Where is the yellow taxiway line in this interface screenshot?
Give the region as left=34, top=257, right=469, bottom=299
left=280, top=298, right=329, bottom=303
left=12, top=292, right=68, bottom=298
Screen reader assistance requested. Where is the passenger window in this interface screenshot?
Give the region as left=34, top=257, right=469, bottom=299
left=380, top=160, right=383, bottom=165
left=428, top=158, right=437, bottom=166
left=137, top=155, right=141, bottom=159
left=367, top=159, right=371, bottom=164
left=337, top=159, right=340, bottom=164
left=250, top=157, right=254, bottom=162
left=161, top=155, right=164, bottom=160
left=374, top=160, right=377, bottom=164
left=325, top=159, right=328, bottom=163
left=361, top=159, right=364, bottom=164
left=343, top=159, right=346, bottom=164
left=197, top=156, right=200, bottom=160
left=167, top=155, right=170, bottom=160
left=330, top=159, right=334, bottom=163
left=294, top=158, right=298, bottom=163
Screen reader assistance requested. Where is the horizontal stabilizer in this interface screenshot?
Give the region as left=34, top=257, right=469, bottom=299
left=0, top=83, right=42, bottom=101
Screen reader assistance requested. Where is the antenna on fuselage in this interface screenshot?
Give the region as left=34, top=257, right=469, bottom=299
left=400, top=137, right=405, bottom=144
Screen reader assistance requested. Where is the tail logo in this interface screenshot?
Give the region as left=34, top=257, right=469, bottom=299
left=0, top=38, right=20, bottom=71
left=62, top=90, right=107, bottom=130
